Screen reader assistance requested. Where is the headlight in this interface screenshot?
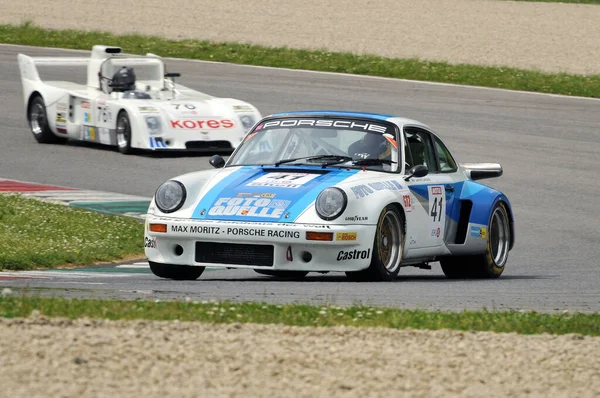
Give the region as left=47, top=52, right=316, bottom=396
left=239, top=115, right=256, bottom=133
left=315, top=187, right=347, bottom=221
left=145, top=116, right=162, bottom=136
left=155, top=180, right=186, bottom=213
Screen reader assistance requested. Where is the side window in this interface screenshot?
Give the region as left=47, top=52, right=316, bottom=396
left=433, top=137, right=457, bottom=172
left=404, top=128, right=438, bottom=173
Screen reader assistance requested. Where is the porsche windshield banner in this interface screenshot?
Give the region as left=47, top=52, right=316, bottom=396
left=255, top=118, right=394, bottom=134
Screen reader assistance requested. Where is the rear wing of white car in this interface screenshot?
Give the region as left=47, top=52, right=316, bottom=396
left=18, top=53, right=90, bottom=83
left=461, top=163, right=503, bottom=181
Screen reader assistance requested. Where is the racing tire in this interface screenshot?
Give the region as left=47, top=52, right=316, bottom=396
left=440, top=202, right=511, bottom=279
left=149, top=261, right=205, bottom=280
left=253, top=270, right=309, bottom=280
left=116, top=111, right=133, bottom=155
left=345, top=205, right=405, bottom=282
left=28, top=95, right=65, bottom=144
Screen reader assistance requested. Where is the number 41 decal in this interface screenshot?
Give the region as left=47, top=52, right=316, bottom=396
left=430, top=196, right=443, bottom=222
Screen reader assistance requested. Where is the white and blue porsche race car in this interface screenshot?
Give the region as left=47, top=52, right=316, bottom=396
left=144, top=111, right=515, bottom=281
left=18, top=45, right=262, bottom=154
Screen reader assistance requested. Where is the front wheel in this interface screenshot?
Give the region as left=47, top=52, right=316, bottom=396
left=346, top=205, right=405, bottom=282
left=116, top=111, right=133, bottom=154
left=441, top=202, right=511, bottom=278
left=149, top=261, right=205, bottom=280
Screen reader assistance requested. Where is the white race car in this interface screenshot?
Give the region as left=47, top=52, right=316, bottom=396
left=144, top=111, right=515, bottom=281
left=18, top=45, right=262, bottom=154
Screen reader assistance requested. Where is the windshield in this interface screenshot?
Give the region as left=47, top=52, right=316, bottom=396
left=227, top=117, right=401, bottom=172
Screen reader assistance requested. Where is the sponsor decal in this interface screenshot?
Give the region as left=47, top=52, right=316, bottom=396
left=350, top=180, right=403, bottom=199
left=470, top=226, right=487, bottom=239
left=430, top=228, right=441, bottom=238
left=345, top=215, right=368, bottom=222
left=170, top=119, right=235, bottom=129
left=262, top=119, right=389, bottom=134
left=337, top=249, right=371, bottom=261
left=286, top=246, right=293, bottom=261
left=208, top=197, right=292, bottom=219
left=56, top=112, right=67, bottom=133
left=304, top=224, right=331, bottom=229
left=336, top=232, right=357, bottom=241
left=236, top=192, right=276, bottom=198
left=431, top=186, right=443, bottom=196
left=246, top=173, right=319, bottom=189
left=233, top=105, right=254, bottom=112
left=56, top=102, right=67, bottom=111
left=144, top=237, right=157, bottom=248
left=84, top=112, right=91, bottom=124
left=139, top=106, right=159, bottom=113
left=84, top=126, right=95, bottom=141
left=169, top=224, right=300, bottom=239
left=81, top=100, right=90, bottom=109
left=403, top=194, right=412, bottom=212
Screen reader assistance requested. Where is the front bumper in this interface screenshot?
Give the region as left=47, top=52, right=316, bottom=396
left=144, top=216, right=377, bottom=272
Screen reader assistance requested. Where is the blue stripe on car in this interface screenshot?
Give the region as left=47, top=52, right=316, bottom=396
left=191, top=166, right=359, bottom=222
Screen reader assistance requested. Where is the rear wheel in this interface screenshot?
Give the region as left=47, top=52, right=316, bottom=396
left=254, top=270, right=309, bottom=280
left=28, top=95, right=65, bottom=144
left=441, top=202, right=511, bottom=278
left=346, top=205, right=405, bottom=282
left=116, top=111, right=133, bottom=154
left=149, top=261, right=205, bottom=280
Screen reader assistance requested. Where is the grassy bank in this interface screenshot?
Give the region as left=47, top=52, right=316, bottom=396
left=1, top=294, right=599, bottom=336
left=0, top=195, right=144, bottom=270
left=2, top=22, right=600, bottom=98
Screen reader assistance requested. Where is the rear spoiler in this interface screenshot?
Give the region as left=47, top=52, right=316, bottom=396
left=18, top=53, right=89, bottom=82
left=461, top=163, right=503, bottom=181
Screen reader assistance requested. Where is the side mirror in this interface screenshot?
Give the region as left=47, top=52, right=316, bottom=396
left=209, top=154, right=225, bottom=169
left=404, top=164, right=428, bottom=181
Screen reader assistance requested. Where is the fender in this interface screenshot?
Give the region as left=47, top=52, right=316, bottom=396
left=458, top=180, right=515, bottom=250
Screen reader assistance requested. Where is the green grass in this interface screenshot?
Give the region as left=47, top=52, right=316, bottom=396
left=1, top=294, right=599, bottom=336
left=3, top=22, right=600, bottom=98
left=0, top=195, right=144, bottom=270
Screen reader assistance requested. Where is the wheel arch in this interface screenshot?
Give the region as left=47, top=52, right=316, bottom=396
left=26, top=91, right=43, bottom=121
left=458, top=181, right=515, bottom=251
left=386, top=201, right=407, bottom=235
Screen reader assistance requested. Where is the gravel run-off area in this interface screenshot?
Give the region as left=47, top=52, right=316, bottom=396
left=1, top=0, right=600, bottom=75
left=1, top=316, right=600, bottom=397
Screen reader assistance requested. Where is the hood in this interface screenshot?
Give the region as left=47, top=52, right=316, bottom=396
left=134, top=98, right=258, bottom=133
left=191, top=166, right=359, bottom=223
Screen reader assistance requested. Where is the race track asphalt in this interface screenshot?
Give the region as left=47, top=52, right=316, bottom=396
left=1, top=45, right=599, bottom=312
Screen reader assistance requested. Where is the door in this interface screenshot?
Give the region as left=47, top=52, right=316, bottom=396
left=403, top=127, right=457, bottom=250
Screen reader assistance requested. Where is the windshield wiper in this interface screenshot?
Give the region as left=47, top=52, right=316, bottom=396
left=273, top=155, right=353, bottom=166
left=352, top=158, right=397, bottom=166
